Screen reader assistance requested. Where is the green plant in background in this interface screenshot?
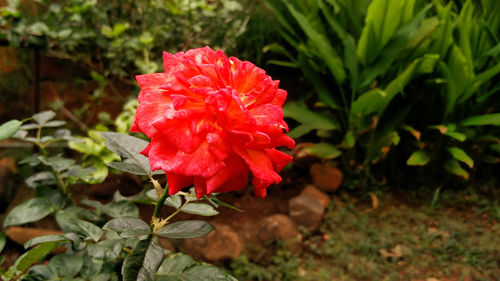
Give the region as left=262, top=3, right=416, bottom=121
left=265, top=0, right=500, bottom=186
left=0, top=115, right=238, bottom=280
left=68, top=100, right=138, bottom=181
left=0, top=0, right=251, bottom=123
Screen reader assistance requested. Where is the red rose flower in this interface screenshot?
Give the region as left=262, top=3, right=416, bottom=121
left=131, top=47, right=295, bottom=198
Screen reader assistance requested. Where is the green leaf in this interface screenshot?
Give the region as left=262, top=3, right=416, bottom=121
left=103, top=217, right=151, bottom=237
left=462, top=113, right=500, bottom=126
left=26, top=265, right=57, bottom=280
left=4, top=241, right=59, bottom=278
left=353, top=54, right=438, bottom=116
left=55, top=211, right=103, bottom=242
left=0, top=232, right=6, bottom=253
left=81, top=198, right=139, bottom=218
left=86, top=239, right=124, bottom=261
left=0, top=120, right=22, bottom=141
left=122, top=238, right=164, bottom=281
left=3, top=197, right=57, bottom=227
left=444, top=159, right=469, bottom=179
left=180, top=265, right=238, bottom=281
left=43, top=120, right=66, bottom=127
left=447, top=147, right=474, bottom=168
left=113, top=190, right=155, bottom=205
left=157, top=254, right=237, bottom=281
left=80, top=255, right=103, bottom=278
left=24, top=234, right=69, bottom=249
left=101, top=132, right=156, bottom=175
left=48, top=254, right=83, bottom=277
left=36, top=186, right=69, bottom=209
left=282, top=1, right=346, bottom=83
left=305, top=142, right=342, bottom=159
left=284, top=101, right=339, bottom=138
left=157, top=220, right=215, bottom=239
left=165, top=195, right=182, bottom=209
left=107, top=162, right=150, bottom=175
left=33, top=110, right=56, bottom=125
left=406, top=151, right=431, bottom=166
left=180, top=203, right=219, bottom=216
left=158, top=254, right=196, bottom=275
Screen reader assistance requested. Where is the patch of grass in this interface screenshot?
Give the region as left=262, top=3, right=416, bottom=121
left=231, top=186, right=499, bottom=281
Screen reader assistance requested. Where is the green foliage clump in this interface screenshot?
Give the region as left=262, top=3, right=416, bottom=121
left=265, top=0, right=500, bottom=187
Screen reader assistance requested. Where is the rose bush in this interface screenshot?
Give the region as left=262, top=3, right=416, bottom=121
left=131, top=47, right=295, bottom=198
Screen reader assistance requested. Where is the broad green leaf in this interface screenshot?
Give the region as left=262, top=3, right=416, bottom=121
left=462, top=113, right=500, bottom=126
left=86, top=239, right=124, bottom=261
left=36, top=186, right=69, bottom=209
left=26, top=265, right=57, bottom=280
left=103, top=217, right=151, bottom=237
left=284, top=101, right=339, bottom=138
left=24, top=234, right=69, bottom=249
left=4, top=241, right=59, bottom=278
left=0, top=232, right=6, bottom=253
left=447, top=147, right=474, bottom=168
left=55, top=211, right=103, bottom=242
left=358, top=4, right=433, bottom=88
left=33, top=110, right=56, bottom=125
left=101, top=132, right=154, bottom=175
left=158, top=254, right=196, bottom=275
left=157, top=220, right=215, bottom=239
left=81, top=198, right=139, bottom=218
left=107, top=162, right=150, bottom=175
left=0, top=120, right=22, bottom=141
left=406, top=151, right=431, bottom=166
left=80, top=255, right=103, bottom=278
left=157, top=254, right=237, bottom=281
left=444, top=159, right=469, bottom=179
left=113, top=190, right=155, bottom=205
left=48, top=254, right=83, bottom=278
left=305, top=143, right=342, bottom=159
left=444, top=131, right=467, bottom=142
left=165, top=195, right=182, bottom=209
left=3, top=197, right=57, bottom=227
left=352, top=54, right=438, bottom=116
left=43, top=120, right=66, bottom=127
left=180, top=203, right=219, bottom=216
left=122, top=238, right=164, bottom=281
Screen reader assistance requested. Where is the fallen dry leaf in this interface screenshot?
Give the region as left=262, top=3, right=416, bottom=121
left=379, top=244, right=403, bottom=259
left=428, top=227, right=451, bottom=238
left=370, top=193, right=379, bottom=209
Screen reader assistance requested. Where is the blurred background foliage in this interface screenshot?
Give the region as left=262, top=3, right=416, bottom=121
left=0, top=0, right=499, bottom=190
left=265, top=0, right=500, bottom=187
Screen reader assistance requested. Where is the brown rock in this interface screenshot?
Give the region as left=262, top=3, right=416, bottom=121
left=181, top=224, right=242, bottom=262
left=309, top=163, right=343, bottom=192
left=288, top=195, right=324, bottom=231
left=300, top=184, right=331, bottom=208
left=240, top=214, right=302, bottom=261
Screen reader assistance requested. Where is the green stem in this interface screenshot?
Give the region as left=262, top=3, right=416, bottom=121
left=152, top=183, right=169, bottom=219
left=164, top=200, right=189, bottom=222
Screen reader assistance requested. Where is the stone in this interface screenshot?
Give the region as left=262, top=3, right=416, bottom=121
left=240, top=214, right=302, bottom=261
left=181, top=224, right=242, bottom=262
left=288, top=195, right=324, bottom=231
left=309, top=163, right=343, bottom=192
left=300, top=184, right=331, bottom=208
